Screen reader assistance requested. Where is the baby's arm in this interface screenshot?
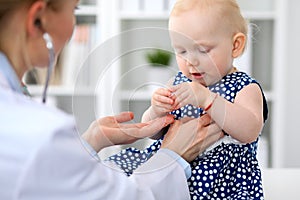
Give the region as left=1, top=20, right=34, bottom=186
left=171, top=82, right=264, bottom=143
left=204, top=83, right=264, bottom=143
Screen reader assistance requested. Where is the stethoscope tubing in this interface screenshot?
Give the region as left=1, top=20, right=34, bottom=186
left=42, top=33, right=55, bottom=104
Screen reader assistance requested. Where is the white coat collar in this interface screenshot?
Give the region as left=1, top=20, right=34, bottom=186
left=0, top=52, right=23, bottom=94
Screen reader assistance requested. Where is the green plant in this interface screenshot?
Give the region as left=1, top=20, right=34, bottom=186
left=145, top=49, right=172, bottom=67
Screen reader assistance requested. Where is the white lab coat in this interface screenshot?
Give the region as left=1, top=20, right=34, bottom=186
left=0, top=69, right=190, bottom=199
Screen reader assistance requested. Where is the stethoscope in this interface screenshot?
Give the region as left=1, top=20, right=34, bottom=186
left=41, top=32, right=55, bottom=104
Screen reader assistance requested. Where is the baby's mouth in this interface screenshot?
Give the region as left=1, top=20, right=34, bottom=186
left=191, top=72, right=205, bottom=79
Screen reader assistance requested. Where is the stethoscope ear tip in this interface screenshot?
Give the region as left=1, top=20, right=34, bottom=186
left=43, top=33, right=54, bottom=50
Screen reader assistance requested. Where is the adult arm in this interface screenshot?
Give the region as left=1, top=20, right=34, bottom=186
left=83, top=112, right=223, bottom=162
left=15, top=120, right=190, bottom=200
left=16, top=114, right=222, bottom=199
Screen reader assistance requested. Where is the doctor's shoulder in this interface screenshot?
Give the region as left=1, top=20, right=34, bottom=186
left=0, top=89, right=77, bottom=143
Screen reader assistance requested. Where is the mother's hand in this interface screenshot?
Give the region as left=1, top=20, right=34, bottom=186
left=161, top=114, right=224, bottom=162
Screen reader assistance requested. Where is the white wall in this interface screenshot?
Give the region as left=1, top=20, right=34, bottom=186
left=283, top=0, right=300, bottom=167
left=262, top=168, right=300, bottom=199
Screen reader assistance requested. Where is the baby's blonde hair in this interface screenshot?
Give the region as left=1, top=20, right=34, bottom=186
left=170, top=0, right=248, bottom=37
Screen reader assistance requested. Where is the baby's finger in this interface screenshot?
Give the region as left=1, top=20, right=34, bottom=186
left=169, top=84, right=180, bottom=93
left=154, top=94, right=174, bottom=104
left=153, top=103, right=174, bottom=113
left=155, top=87, right=172, bottom=96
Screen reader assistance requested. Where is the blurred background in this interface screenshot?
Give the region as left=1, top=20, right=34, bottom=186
left=25, top=0, right=300, bottom=169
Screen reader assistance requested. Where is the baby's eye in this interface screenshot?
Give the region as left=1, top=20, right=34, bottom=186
left=200, top=49, right=210, bottom=54
left=198, top=47, right=211, bottom=54
left=176, top=50, right=186, bottom=55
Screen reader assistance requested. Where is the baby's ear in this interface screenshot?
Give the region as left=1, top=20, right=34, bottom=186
left=232, top=32, right=246, bottom=58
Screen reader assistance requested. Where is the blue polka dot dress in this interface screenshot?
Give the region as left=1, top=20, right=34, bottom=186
left=108, top=71, right=268, bottom=200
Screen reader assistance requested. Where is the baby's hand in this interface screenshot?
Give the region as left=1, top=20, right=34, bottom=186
left=171, top=82, right=208, bottom=109
left=151, top=87, right=175, bottom=117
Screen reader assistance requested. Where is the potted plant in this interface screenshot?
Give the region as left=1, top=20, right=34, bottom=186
left=145, top=49, right=172, bottom=67
left=145, top=49, right=174, bottom=90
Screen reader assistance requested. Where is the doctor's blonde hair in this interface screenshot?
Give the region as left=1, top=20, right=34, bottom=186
left=170, top=0, right=248, bottom=41
left=0, top=0, right=61, bottom=20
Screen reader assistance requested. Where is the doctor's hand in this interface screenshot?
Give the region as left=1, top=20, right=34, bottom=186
left=161, top=114, right=224, bottom=162
left=82, top=112, right=174, bottom=152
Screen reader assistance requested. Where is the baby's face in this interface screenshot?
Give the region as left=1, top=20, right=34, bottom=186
left=169, top=8, right=234, bottom=86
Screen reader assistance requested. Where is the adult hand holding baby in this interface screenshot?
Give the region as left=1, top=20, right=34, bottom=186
left=161, top=114, right=224, bottom=162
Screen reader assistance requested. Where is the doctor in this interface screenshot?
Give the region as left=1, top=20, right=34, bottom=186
left=0, top=0, right=223, bottom=199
